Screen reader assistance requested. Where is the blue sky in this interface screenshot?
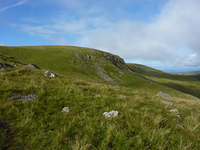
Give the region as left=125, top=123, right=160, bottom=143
left=0, top=0, right=200, bottom=71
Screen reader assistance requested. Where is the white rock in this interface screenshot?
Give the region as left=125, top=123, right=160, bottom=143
left=170, top=109, right=179, bottom=114
left=103, top=110, right=118, bottom=118
left=62, top=107, right=73, bottom=113
left=50, top=73, right=55, bottom=77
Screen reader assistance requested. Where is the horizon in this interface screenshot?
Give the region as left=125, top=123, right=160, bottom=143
left=0, top=0, right=200, bottom=69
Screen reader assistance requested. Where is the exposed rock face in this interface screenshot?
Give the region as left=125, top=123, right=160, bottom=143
left=0, top=63, right=15, bottom=68
left=95, top=63, right=117, bottom=85
left=62, top=107, right=73, bottom=113
left=11, top=94, right=38, bottom=102
left=27, top=63, right=41, bottom=69
left=101, top=52, right=129, bottom=71
left=103, top=110, right=118, bottom=118
left=160, top=99, right=175, bottom=105
left=156, top=91, right=172, bottom=99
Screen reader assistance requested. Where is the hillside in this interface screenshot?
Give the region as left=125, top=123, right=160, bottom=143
left=1, top=45, right=200, bottom=149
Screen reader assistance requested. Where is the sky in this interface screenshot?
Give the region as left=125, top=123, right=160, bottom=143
left=0, top=0, right=200, bottom=72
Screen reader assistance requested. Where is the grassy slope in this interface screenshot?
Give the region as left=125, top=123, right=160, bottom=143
left=127, top=63, right=200, bottom=99
left=1, top=46, right=200, bottom=149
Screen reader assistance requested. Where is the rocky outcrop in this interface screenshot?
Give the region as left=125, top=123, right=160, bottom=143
left=0, top=63, right=14, bottom=68
left=95, top=63, right=117, bottom=85
left=27, top=63, right=41, bottom=69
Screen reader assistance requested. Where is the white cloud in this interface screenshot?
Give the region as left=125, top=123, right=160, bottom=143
left=77, top=0, right=200, bottom=67
left=0, top=1, right=27, bottom=12
left=12, top=0, right=200, bottom=67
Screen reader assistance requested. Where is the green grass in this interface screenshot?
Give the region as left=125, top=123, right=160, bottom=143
left=1, top=46, right=200, bottom=149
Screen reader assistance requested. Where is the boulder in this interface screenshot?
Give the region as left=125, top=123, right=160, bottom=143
left=103, top=110, right=118, bottom=118
left=160, top=99, right=175, bottom=105
left=27, top=63, right=41, bottom=69
left=0, top=69, right=5, bottom=71
left=62, top=107, right=73, bottom=113
left=156, top=91, right=172, bottom=99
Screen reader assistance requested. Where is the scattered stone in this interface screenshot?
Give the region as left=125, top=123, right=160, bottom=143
left=156, top=91, right=172, bottom=99
left=62, top=107, right=73, bottom=113
left=27, top=63, right=41, bottom=69
left=95, top=94, right=101, bottom=98
left=119, top=95, right=129, bottom=98
left=44, top=70, right=56, bottom=77
left=176, top=124, right=184, bottom=129
left=170, top=109, right=179, bottom=114
left=103, top=110, right=118, bottom=118
left=3, top=63, right=14, bottom=68
left=11, top=94, right=38, bottom=102
left=160, top=99, right=175, bottom=105
left=21, top=94, right=38, bottom=103
left=0, top=68, right=5, bottom=71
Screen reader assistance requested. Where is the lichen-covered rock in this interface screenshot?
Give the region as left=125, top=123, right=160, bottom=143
left=62, top=107, right=73, bottom=113
left=103, top=110, right=118, bottom=118
left=27, top=63, right=41, bottom=69
left=156, top=91, right=172, bottom=99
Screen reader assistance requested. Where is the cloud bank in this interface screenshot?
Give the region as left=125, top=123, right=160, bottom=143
left=16, top=0, right=200, bottom=67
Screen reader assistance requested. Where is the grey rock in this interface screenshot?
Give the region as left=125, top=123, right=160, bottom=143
left=21, top=94, right=38, bottom=103
left=170, top=109, right=179, bottom=114
left=103, top=110, right=118, bottom=118
left=3, top=63, right=14, bottom=68
left=62, top=107, right=73, bottom=113
left=11, top=96, right=22, bottom=100
left=176, top=124, right=184, bottom=129
left=0, top=68, right=5, bottom=71
left=11, top=94, right=38, bottom=102
left=27, top=63, right=41, bottom=69
left=160, top=99, right=175, bottom=105
left=156, top=91, right=172, bottom=99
